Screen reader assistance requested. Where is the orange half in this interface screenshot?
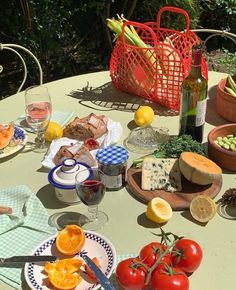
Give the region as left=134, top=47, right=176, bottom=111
left=56, top=225, right=86, bottom=255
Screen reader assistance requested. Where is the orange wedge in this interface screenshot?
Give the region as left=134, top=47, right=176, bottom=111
left=56, top=225, right=85, bottom=255
left=44, top=258, right=83, bottom=274
left=190, top=195, right=217, bottom=223
left=48, top=270, right=82, bottom=290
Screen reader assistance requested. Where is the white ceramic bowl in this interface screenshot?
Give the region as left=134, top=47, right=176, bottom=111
left=48, top=158, right=92, bottom=204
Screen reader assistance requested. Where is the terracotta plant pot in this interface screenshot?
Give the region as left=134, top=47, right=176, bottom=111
left=208, top=123, right=236, bottom=172
left=216, top=78, right=236, bottom=122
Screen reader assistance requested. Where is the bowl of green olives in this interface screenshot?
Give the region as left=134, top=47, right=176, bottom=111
left=208, top=123, right=236, bottom=171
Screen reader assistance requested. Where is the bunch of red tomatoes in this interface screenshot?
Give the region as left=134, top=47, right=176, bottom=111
left=115, top=237, right=203, bottom=290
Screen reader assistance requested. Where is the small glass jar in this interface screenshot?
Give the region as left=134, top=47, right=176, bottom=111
left=96, top=146, right=129, bottom=191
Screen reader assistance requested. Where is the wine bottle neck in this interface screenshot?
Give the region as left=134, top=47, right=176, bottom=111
left=189, top=46, right=203, bottom=77
left=189, top=65, right=202, bottom=77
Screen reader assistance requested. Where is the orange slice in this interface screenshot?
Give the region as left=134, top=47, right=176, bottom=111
left=190, top=195, right=217, bottom=223
left=44, top=258, right=83, bottom=274
left=48, top=270, right=82, bottom=290
left=56, top=225, right=85, bottom=255
left=84, top=257, right=102, bottom=282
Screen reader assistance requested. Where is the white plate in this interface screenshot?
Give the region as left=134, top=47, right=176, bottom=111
left=24, top=231, right=117, bottom=290
left=0, top=126, right=28, bottom=159
left=42, top=118, right=123, bottom=169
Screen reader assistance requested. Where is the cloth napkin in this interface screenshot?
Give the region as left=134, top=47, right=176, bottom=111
left=0, top=185, right=57, bottom=290
left=42, top=118, right=123, bottom=169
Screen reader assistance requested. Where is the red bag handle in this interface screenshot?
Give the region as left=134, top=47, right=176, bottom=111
left=157, top=6, right=190, bottom=32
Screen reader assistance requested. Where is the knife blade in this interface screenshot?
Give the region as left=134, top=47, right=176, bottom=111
left=82, top=254, right=115, bottom=290
left=0, top=255, right=57, bottom=264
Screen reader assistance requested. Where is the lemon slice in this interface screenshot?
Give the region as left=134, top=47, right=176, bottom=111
left=134, top=106, right=154, bottom=127
left=45, top=121, right=63, bottom=142
left=190, top=195, right=217, bottom=223
left=146, top=197, right=173, bottom=223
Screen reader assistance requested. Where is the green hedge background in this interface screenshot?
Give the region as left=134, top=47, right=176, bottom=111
left=0, top=0, right=235, bottom=97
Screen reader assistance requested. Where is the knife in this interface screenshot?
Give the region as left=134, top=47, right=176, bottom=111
left=0, top=255, right=57, bottom=264
left=82, top=254, right=115, bottom=290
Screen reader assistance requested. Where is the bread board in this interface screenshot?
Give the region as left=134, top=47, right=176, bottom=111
left=127, top=167, right=222, bottom=210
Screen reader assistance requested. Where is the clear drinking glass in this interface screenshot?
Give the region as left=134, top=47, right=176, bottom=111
left=25, top=85, right=52, bottom=152
left=75, top=168, right=108, bottom=231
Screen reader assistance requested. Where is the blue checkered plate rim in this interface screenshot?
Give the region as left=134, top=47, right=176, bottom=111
left=0, top=125, right=28, bottom=159
left=24, top=231, right=117, bottom=290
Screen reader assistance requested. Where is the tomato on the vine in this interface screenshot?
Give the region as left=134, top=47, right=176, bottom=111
left=139, top=242, right=172, bottom=269
left=151, top=266, right=189, bottom=290
left=115, top=257, right=148, bottom=290
left=171, top=239, right=203, bottom=273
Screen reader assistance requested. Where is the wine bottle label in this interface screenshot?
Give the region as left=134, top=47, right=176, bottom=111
left=196, top=99, right=207, bottom=127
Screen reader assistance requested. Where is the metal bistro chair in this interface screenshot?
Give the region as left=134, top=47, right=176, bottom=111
left=0, top=43, right=43, bottom=93
left=191, top=29, right=236, bottom=46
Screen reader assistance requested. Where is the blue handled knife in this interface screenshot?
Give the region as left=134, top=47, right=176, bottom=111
left=83, top=254, right=115, bottom=290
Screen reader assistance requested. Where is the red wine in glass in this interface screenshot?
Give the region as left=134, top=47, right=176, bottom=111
left=75, top=168, right=108, bottom=231
left=77, top=179, right=105, bottom=206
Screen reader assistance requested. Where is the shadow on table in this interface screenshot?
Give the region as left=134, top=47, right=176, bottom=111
left=36, top=184, right=66, bottom=209
left=206, top=85, right=229, bottom=127
left=48, top=211, right=85, bottom=230
left=67, top=81, right=178, bottom=117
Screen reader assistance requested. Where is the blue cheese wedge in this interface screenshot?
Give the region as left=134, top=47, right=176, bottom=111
left=141, top=156, right=182, bottom=192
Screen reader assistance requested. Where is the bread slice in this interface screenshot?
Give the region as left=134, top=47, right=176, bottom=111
left=63, top=113, right=108, bottom=141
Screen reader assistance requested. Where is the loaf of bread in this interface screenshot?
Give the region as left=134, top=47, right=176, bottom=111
left=63, top=113, right=108, bottom=141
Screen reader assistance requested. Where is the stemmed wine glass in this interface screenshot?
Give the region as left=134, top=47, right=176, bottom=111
left=75, top=168, right=108, bottom=231
left=25, top=85, right=52, bottom=152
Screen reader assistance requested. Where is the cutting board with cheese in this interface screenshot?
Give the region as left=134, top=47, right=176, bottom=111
left=127, top=153, right=223, bottom=210
left=127, top=167, right=222, bottom=210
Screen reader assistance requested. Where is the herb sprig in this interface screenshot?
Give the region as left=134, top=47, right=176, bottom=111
left=153, top=134, right=206, bottom=158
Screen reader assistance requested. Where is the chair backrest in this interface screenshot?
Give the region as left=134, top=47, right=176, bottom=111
left=191, top=29, right=236, bottom=46
left=0, top=43, right=43, bottom=93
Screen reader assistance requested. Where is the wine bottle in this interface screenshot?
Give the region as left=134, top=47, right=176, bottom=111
left=179, top=44, right=208, bottom=143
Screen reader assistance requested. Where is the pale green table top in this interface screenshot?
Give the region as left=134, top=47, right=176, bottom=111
left=0, top=70, right=235, bottom=290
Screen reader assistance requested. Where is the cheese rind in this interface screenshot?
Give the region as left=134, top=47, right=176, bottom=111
left=141, top=156, right=182, bottom=192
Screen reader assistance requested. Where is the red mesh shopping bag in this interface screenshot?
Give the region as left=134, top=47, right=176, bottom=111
left=109, top=6, right=208, bottom=111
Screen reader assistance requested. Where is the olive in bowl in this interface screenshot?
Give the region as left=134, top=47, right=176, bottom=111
left=208, top=123, right=236, bottom=172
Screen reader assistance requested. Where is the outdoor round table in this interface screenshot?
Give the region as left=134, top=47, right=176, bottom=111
left=0, top=70, right=234, bottom=290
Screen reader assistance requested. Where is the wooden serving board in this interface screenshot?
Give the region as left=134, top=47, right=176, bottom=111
left=127, top=167, right=222, bottom=210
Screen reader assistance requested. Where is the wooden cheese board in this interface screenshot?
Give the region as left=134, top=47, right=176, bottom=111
left=127, top=167, right=222, bottom=210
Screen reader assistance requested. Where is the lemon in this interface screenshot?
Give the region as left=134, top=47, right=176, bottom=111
left=45, top=121, right=63, bottom=142
left=134, top=106, right=155, bottom=127
left=190, top=195, right=217, bottom=223
left=146, top=197, right=173, bottom=223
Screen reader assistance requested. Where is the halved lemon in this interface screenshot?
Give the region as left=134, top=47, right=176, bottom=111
left=190, top=195, right=217, bottom=223
left=56, top=225, right=85, bottom=255
left=146, top=197, right=173, bottom=223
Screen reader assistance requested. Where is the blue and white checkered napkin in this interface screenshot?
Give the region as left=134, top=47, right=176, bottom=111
left=0, top=185, right=57, bottom=289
